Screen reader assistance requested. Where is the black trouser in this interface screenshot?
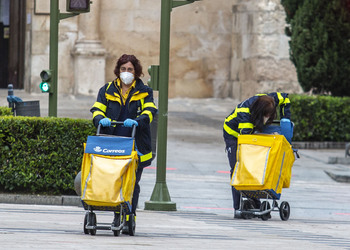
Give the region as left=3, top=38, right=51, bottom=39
left=226, top=140, right=241, bottom=210
left=131, top=167, right=143, bottom=214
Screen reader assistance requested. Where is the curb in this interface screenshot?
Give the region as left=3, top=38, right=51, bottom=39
left=324, top=170, right=350, bottom=183
left=293, top=141, right=346, bottom=149
left=0, top=194, right=82, bottom=207
left=328, top=157, right=350, bottom=165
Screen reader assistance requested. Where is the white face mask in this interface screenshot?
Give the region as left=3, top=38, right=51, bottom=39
left=120, top=72, right=134, bottom=85
left=263, top=116, right=269, bottom=125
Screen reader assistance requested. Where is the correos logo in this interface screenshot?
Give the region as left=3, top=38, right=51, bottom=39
left=93, top=146, right=102, bottom=152
left=93, top=146, right=125, bottom=154
left=103, top=149, right=125, bottom=154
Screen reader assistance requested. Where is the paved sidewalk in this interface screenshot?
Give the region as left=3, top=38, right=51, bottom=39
left=1, top=89, right=350, bottom=249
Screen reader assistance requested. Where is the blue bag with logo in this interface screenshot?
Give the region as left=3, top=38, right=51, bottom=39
left=84, top=136, right=134, bottom=156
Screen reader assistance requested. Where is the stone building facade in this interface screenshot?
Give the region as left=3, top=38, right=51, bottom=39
left=24, top=0, right=302, bottom=100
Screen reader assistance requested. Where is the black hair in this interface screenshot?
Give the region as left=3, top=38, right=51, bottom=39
left=250, top=95, right=276, bottom=132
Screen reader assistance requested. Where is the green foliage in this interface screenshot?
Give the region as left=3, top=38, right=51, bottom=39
left=290, top=94, right=350, bottom=141
left=281, top=0, right=350, bottom=96
left=281, top=0, right=305, bottom=23
left=0, top=106, right=13, bottom=116
left=0, top=116, right=95, bottom=195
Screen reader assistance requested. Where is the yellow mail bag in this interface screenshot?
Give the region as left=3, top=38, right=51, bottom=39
left=230, top=134, right=295, bottom=197
left=80, top=136, right=138, bottom=207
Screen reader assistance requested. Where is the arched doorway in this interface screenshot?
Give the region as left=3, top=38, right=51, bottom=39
left=0, top=0, right=25, bottom=89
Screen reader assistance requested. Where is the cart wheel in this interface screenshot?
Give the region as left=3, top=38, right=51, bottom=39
left=260, top=201, right=271, bottom=221
left=279, top=201, right=290, bottom=221
left=113, top=212, right=121, bottom=236
left=83, top=213, right=89, bottom=234
left=89, top=213, right=97, bottom=235
left=127, top=214, right=136, bottom=236
left=242, top=211, right=254, bottom=220
left=272, top=200, right=278, bottom=208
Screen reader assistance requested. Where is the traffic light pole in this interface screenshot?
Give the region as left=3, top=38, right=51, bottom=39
left=46, top=0, right=80, bottom=117
left=48, top=0, right=59, bottom=117
left=145, top=0, right=199, bottom=211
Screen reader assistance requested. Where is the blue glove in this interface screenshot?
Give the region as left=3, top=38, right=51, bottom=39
left=280, top=118, right=293, bottom=143
left=99, top=118, right=111, bottom=127
left=123, top=119, right=138, bottom=128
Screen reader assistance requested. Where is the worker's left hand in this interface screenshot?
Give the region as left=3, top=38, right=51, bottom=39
left=123, top=119, right=138, bottom=128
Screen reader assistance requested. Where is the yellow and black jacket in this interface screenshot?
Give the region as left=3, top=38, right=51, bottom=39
left=90, top=79, right=157, bottom=167
left=223, top=92, right=291, bottom=147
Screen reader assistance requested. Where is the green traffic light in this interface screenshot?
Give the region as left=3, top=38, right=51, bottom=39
left=40, top=70, right=52, bottom=93
left=66, top=0, right=90, bottom=13
left=40, top=82, right=50, bottom=92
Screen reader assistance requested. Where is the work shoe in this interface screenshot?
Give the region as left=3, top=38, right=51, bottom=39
left=234, top=210, right=242, bottom=219
left=122, top=225, right=129, bottom=234
left=122, top=214, right=136, bottom=234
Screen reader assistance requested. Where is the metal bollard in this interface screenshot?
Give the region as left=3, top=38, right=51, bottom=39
left=7, top=84, right=14, bottom=110
left=345, top=143, right=350, bottom=158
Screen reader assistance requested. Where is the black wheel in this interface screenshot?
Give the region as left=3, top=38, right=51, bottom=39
left=279, top=201, right=290, bottom=221
left=113, top=212, right=121, bottom=236
left=83, top=213, right=89, bottom=234
left=127, top=214, right=136, bottom=236
left=260, top=201, right=271, bottom=221
left=241, top=211, right=254, bottom=220
left=272, top=200, right=278, bottom=208
left=242, top=200, right=249, bottom=211
left=89, top=213, right=97, bottom=235
left=241, top=200, right=254, bottom=219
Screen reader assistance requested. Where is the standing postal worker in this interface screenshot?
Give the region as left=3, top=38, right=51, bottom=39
left=223, top=92, right=293, bottom=219
left=90, top=54, right=157, bottom=228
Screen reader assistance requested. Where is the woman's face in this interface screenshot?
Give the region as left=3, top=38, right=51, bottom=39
left=120, top=62, right=135, bottom=74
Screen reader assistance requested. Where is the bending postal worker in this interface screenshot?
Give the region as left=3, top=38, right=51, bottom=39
left=90, top=54, right=157, bottom=229
left=223, top=92, right=293, bottom=219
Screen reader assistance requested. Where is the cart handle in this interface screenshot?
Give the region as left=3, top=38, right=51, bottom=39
left=96, top=121, right=136, bottom=138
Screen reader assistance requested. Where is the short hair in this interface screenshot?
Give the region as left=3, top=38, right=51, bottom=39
left=250, top=95, right=277, bottom=132
left=113, top=54, right=143, bottom=79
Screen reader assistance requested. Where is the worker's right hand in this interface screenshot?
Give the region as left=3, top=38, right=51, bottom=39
left=280, top=118, right=293, bottom=143
left=99, top=118, right=111, bottom=127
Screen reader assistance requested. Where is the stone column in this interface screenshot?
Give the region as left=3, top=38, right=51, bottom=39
left=230, top=0, right=299, bottom=100
left=71, top=0, right=106, bottom=96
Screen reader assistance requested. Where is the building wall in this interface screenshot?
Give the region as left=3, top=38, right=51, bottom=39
left=26, top=0, right=301, bottom=100
left=230, top=0, right=301, bottom=100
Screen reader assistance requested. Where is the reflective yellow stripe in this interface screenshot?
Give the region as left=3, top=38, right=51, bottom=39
left=141, top=110, right=153, bottom=123
left=140, top=152, right=153, bottom=162
left=236, top=107, right=250, bottom=113
left=92, top=102, right=107, bottom=112
left=106, top=82, right=113, bottom=91
left=140, top=98, right=145, bottom=109
left=225, top=112, right=237, bottom=123
left=130, top=92, right=148, bottom=102
left=256, top=93, right=267, bottom=96
left=143, top=102, right=157, bottom=109
left=238, top=123, right=254, bottom=129
left=277, top=92, right=284, bottom=105
left=223, top=123, right=239, bottom=138
left=106, top=93, right=121, bottom=104
left=92, top=111, right=106, bottom=119
left=284, top=97, right=290, bottom=104
left=224, top=107, right=250, bottom=124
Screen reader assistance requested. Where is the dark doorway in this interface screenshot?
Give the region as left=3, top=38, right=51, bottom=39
left=0, top=0, right=25, bottom=89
